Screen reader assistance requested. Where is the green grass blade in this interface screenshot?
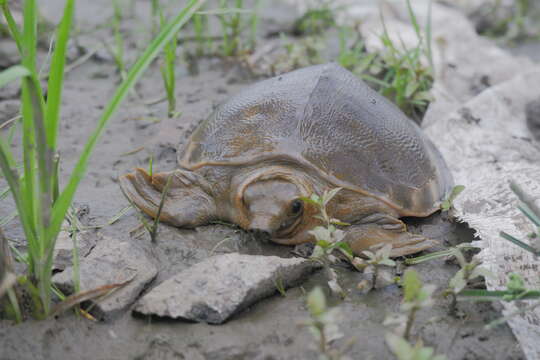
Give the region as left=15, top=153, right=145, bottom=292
left=424, top=0, right=434, bottom=70
left=45, top=0, right=75, bottom=149
left=0, top=65, right=30, bottom=87
left=48, top=0, right=205, bottom=243
left=510, top=181, right=540, bottom=225
left=0, top=137, right=39, bottom=267
left=404, top=244, right=478, bottom=265
left=0, top=1, right=23, bottom=53
left=458, top=289, right=540, bottom=301
left=20, top=0, right=40, bottom=272
left=518, top=203, right=540, bottom=228
left=500, top=231, right=539, bottom=255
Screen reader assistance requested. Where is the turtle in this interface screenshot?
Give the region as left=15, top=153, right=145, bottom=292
left=120, top=63, right=453, bottom=257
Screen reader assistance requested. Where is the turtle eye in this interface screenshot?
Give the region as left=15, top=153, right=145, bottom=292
left=290, top=199, right=303, bottom=215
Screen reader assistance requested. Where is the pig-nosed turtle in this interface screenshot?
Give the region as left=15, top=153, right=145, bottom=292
left=120, top=63, right=453, bottom=257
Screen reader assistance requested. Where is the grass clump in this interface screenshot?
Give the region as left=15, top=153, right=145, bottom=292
left=214, top=0, right=259, bottom=57
left=292, top=2, right=334, bottom=36
left=281, top=0, right=435, bottom=120
left=384, top=269, right=445, bottom=359
left=366, top=0, right=434, bottom=120
left=0, top=0, right=204, bottom=321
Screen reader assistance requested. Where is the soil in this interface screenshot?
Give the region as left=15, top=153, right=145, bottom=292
left=0, top=1, right=536, bottom=359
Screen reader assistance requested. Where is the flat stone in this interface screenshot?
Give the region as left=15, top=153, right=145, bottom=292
left=52, top=236, right=157, bottom=319
left=53, top=230, right=97, bottom=271
left=134, top=253, right=319, bottom=324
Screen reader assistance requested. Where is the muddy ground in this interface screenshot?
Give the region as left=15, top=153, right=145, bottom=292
left=1, top=0, right=538, bottom=359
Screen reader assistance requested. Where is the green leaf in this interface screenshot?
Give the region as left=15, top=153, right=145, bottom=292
left=0, top=65, right=30, bottom=88
left=336, top=241, right=353, bottom=257
left=385, top=333, right=413, bottom=360
left=298, top=196, right=319, bottom=206
left=309, top=226, right=331, bottom=243
left=506, top=273, right=526, bottom=294
left=316, top=239, right=331, bottom=248
left=413, top=90, right=434, bottom=102
left=448, top=185, right=465, bottom=202
left=448, top=269, right=466, bottom=293
left=469, top=266, right=493, bottom=281
left=307, top=286, right=326, bottom=316
left=405, top=80, right=419, bottom=98
left=45, top=0, right=75, bottom=149
left=379, top=258, right=396, bottom=267
left=403, top=269, right=422, bottom=303
left=330, top=218, right=350, bottom=226
left=311, top=245, right=324, bottom=258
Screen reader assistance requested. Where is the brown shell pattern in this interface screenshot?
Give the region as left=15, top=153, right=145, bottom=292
left=179, top=63, right=453, bottom=216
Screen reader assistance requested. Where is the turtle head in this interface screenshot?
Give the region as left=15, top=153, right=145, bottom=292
left=243, top=179, right=306, bottom=241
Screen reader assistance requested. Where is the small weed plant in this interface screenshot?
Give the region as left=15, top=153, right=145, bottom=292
left=384, top=269, right=444, bottom=358
left=385, top=269, right=436, bottom=340
left=303, top=188, right=398, bottom=296
left=440, top=185, right=465, bottom=212
left=370, top=0, right=434, bottom=120
left=304, top=286, right=344, bottom=360
left=302, top=188, right=351, bottom=298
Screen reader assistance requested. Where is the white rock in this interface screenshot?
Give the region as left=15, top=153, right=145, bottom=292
left=424, top=70, right=540, bottom=360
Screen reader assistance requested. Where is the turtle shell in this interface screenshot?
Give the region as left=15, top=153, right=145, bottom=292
left=179, top=63, right=452, bottom=216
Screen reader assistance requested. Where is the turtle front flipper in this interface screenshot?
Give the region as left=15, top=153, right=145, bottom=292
left=344, top=220, right=437, bottom=258
left=119, top=168, right=217, bottom=228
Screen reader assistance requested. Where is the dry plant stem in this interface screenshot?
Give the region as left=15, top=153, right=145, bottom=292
left=0, top=228, right=22, bottom=322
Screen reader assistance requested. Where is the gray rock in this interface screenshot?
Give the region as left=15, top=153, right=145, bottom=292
left=52, top=236, right=157, bottom=319
left=134, top=253, right=319, bottom=324
left=53, top=230, right=97, bottom=271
